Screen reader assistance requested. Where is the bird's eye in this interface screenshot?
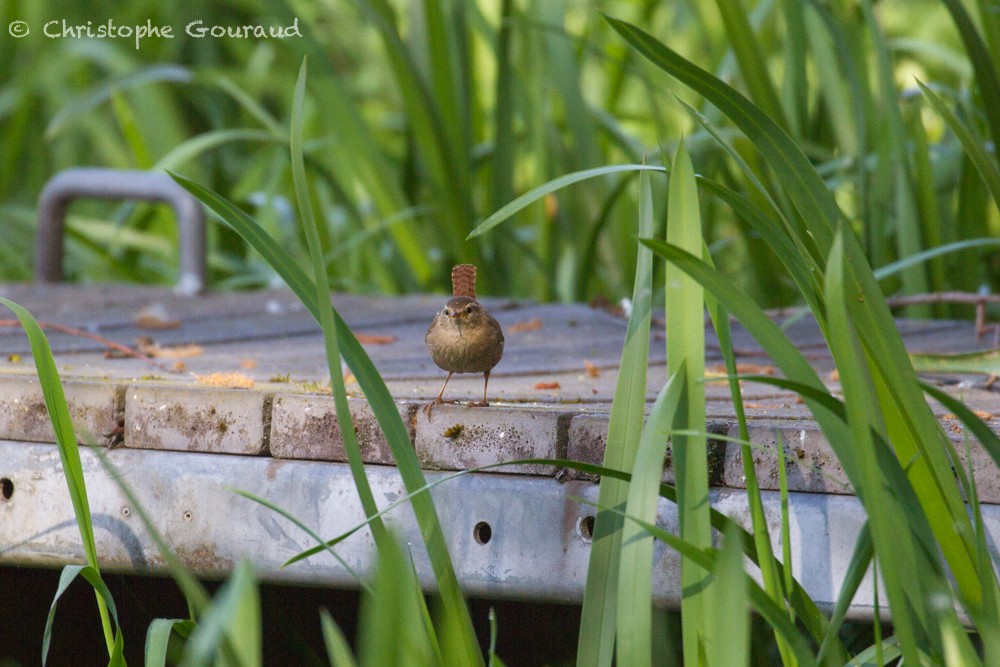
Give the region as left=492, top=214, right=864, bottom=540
left=465, top=305, right=474, bottom=314
left=444, top=308, right=451, bottom=316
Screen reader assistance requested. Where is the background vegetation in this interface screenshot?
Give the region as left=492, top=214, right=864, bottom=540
left=4, top=0, right=1000, bottom=665
left=1, top=0, right=997, bottom=308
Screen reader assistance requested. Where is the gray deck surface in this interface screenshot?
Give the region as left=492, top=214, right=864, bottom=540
left=2, top=283, right=998, bottom=612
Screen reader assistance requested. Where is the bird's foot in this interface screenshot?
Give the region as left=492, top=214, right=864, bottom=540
left=466, top=400, right=490, bottom=408
left=422, top=398, right=457, bottom=418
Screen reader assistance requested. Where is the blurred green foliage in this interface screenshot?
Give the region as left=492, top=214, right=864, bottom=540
left=1, top=0, right=996, bottom=307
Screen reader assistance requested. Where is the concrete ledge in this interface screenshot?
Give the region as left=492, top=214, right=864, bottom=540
left=413, top=404, right=567, bottom=475
left=125, top=384, right=268, bottom=455
left=721, top=420, right=1000, bottom=503
left=0, top=376, right=122, bottom=445
left=566, top=412, right=729, bottom=484
left=269, top=394, right=413, bottom=463
left=722, top=422, right=852, bottom=496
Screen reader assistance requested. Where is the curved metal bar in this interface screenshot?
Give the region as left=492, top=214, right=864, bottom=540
left=36, top=168, right=207, bottom=295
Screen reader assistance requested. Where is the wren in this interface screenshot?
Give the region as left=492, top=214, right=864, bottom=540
left=425, top=264, right=504, bottom=407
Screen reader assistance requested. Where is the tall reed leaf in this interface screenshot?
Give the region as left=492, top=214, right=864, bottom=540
left=940, top=0, right=1000, bottom=153
left=705, top=522, right=749, bottom=667
left=840, top=223, right=982, bottom=613
left=702, top=245, right=798, bottom=664
left=0, top=296, right=118, bottom=659
left=468, top=164, right=666, bottom=240
left=918, top=80, right=1000, bottom=210
left=663, top=142, right=711, bottom=663
left=319, top=608, right=357, bottom=667
left=576, top=169, right=656, bottom=667
left=603, top=16, right=837, bottom=262
left=172, top=161, right=481, bottom=666
left=179, top=559, right=261, bottom=667
left=714, top=0, right=788, bottom=130
left=616, top=367, right=686, bottom=667
left=290, top=59, right=393, bottom=565
left=41, top=565, right=124, bottom=667
left=823, top=228, right=928, bottom=661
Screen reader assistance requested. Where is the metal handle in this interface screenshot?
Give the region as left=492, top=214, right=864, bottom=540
left=36, top=168, right=207, bottom=295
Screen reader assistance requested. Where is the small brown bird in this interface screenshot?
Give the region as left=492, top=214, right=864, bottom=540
left=425, top=264, right=504, bottom=406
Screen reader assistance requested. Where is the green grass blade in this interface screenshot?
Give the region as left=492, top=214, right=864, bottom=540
left=145, top=618, right=194, bottom=667
left=804, top=4, right=863, bottom=157
left=921, top=382, right=1000, bottom=473
left=180, top=560, right=261, bottom=667
left=911, top=348, right=1000, bottom=375
left=664, top=142, right=711, bottom=663
left=467, top=164, right=666, bottom=240
left=298, top=58, right=480, bottom=664
left=940, top=0, right=1000, bottom=152
left=0, top=296, right=117, bottom=657
left=706, top=522, right=749, bottom=667
left=111, top=91, right=153, bottom=169
left=194, top=71, right=285, bottom=136
left=605, top=15, right=839, bottom=259
left=576, top=169, right=657, bottom=667
left=291, top=57, right=393, bottom=559
left=45, top=64, right=193, bottom=140
left=781, top=0, right=809, bottom=136
left=42, top=565, right=122, bottom=667
left=320, top=70, right=432, bottom=286
left=860, top=1, right=928, bottom=310
left=704, top=254, right=803, bottom=665
left=839, top=224, right=983, bottom=613
left=872, top=238, right=1000, bottom=281
left=826, top=225, right=982, bottom=662
left=488, top=608, right=507, bottom=667
left=918, top=79, right=1000, bottom=210
left=906, top=103, right=945, bottom=300
left=358, top=535, right=438, bottom=667
left=816, top=524, right=872, bottom=663
left=319, top=608, right=357, bottom=667
left=153, top=129, right=277, bottom=172
left=594, top=504, right=818, bottom=666
left=616, top=368, right=686, bottom=667
left=714, top=0, right=788, bottom=130
left=171, top=176, right=481, bottom=664
left=823, top=228, right=922, bottom=660
left=638, top=240, right=849, bottom=464
left=697, top=177, right=823, bottom=325
left=228, top=488, right=370, bottom=592
left=360, top=0, right=469, bottom=258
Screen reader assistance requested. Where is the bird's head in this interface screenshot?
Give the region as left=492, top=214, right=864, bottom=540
left=441, top=296, right=482, bottom=328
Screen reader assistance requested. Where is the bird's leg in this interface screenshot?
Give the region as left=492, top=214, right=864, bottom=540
left=469, top=370, right=491, bottom=407
left=434, top=371, right=454, bottom=404
left=424, top=371, right=455, bottom=417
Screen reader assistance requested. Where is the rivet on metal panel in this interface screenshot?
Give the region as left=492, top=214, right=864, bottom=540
left=36, top=168, right=207, bottom=295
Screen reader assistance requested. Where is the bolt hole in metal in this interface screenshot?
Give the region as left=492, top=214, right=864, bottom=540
left=183, top=511, right=193, bottom=521
left=473, top=521, right=492, bottom=545
left=577, top=515, right=596, bottom=543
left=121, top=506, right=131, bottom=518
left=0, top=477, right=13, bottom=501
